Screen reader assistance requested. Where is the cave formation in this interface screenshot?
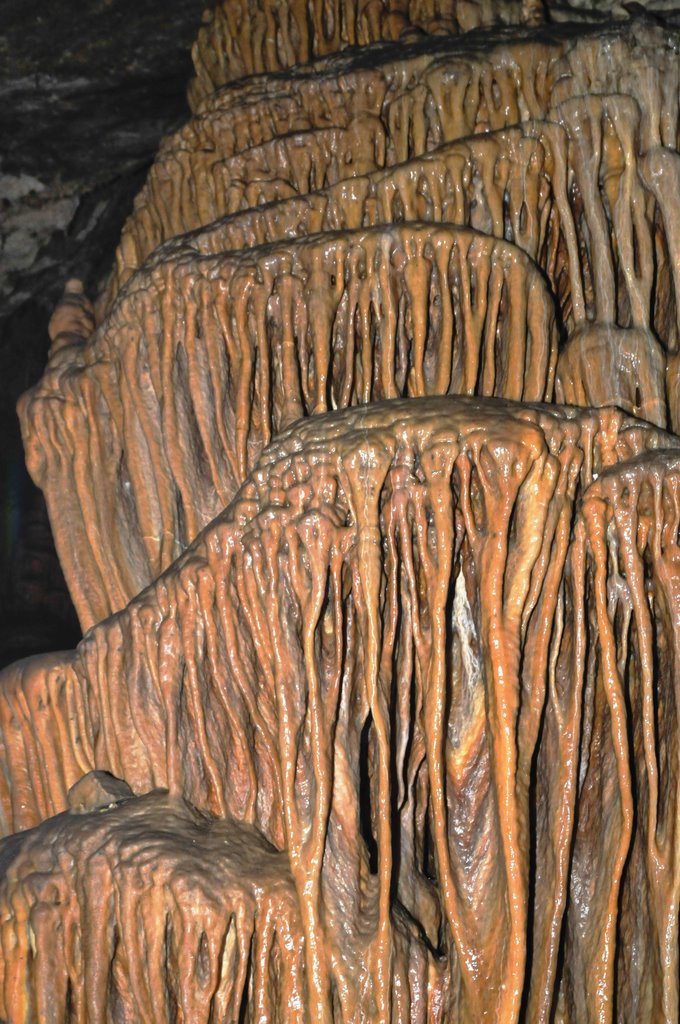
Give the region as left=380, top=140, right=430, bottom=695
left=3, top=1, right=680, bottom=1021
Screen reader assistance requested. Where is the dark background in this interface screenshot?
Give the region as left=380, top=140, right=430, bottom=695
left=0, top=0, right=206, bottom=667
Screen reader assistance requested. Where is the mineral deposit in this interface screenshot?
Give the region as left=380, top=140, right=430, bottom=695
left=4, top=1, right=680, bottom=1022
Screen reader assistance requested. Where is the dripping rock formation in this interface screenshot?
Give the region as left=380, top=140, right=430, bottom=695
left=5, top=1, right=680, bottom=1022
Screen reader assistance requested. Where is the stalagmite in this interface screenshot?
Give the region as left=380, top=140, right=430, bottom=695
left=0, top=789, right=307, bottom=1024
left=5, top=1, right=680, bottom=1022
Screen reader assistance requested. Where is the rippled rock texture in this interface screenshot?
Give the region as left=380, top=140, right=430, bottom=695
left=6, top=1, right=680, bottom=1022
left=21, top=225, right=558, bottom=627
left=0, top=394, right=678, bottom=1022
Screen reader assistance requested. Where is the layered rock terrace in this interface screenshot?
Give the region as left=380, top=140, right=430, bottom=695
left=4, top=2, right=680, bottom=1022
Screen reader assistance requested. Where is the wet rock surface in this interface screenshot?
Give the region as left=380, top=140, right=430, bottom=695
left=5, top=1, right=680, bottom=1021
left=21, top=225, right=558, bottom=627
left=0, top=790, right=304, bottom=1022
left=1, top=398, right=679, bottom=1020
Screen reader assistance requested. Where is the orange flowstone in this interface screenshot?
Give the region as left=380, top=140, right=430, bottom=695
left=4, top=4, right=680, bottom=1022
left=1, top=397, right=678, bottom=1020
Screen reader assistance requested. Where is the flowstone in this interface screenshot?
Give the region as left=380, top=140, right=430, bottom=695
left=5, top=1, right=680, bottom=1022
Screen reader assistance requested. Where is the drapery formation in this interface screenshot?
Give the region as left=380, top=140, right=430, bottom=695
left=4, top=3, right=680, bottom=1022
left=21, top=226, right=557, bottom=627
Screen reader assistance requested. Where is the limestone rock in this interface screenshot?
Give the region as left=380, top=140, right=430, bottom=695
left=67, top=770, right=134, bottom=813
left=20, top=226, right=559, bottom=627
left=0, top=791, right=306, bottom=1024
left=1, top=396, right=678, bottom=1019
left=189, top=0, right=543, bottom=105
left=106, top=21, right=680, bottom=305
left=5, top=2, right=680, bottom=1020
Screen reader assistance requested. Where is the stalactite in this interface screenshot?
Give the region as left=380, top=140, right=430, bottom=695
left=4, top=3, right=680, bottom=1021
left=1, top=397, right=678, bottom=1020
left=116, top=123, right=559, bottom=296
left=20, top=226, right=558, bottom=627
left=188, top=0, right=541, bottom=104
left=104, top=21, right=679, bottom=309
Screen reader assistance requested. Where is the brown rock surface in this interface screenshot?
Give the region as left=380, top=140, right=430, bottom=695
left=188, top=0, right=543, bottom=105
left=1, top=397, right=679, bottom=1020
left=0, top=790, right=306, bottom=1023
left=5, top=3, right=680, bottom=1022
left=66, top=769, right=133, bottom=813
left=117, top=123, right=559, bottom=289
left=20, top=226, right=558, bottom=627
left=105, top=21, right=680, bottom=308
left=551, top=448, right=680, bottom=1022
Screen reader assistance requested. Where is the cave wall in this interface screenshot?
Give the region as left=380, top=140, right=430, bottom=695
left=0, top=0, right=205, bottom=666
